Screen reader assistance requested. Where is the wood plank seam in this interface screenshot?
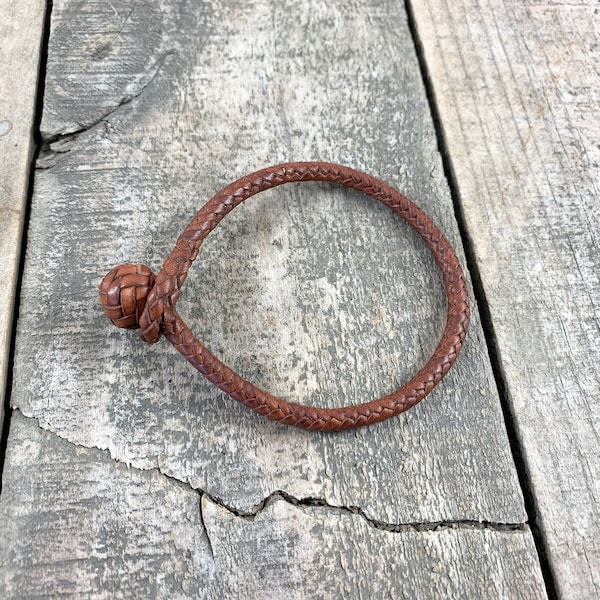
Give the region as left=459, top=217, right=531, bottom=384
left=0, top=0, right=49, bottom=496
left=402, top=1, right=558, bottom=598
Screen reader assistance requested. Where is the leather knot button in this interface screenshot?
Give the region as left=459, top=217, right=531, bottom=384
left=99, top=263, right=155, bottom=330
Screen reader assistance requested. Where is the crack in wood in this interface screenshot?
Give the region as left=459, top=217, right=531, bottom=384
left=198, top=494, right=215, bottom=561
left=200, top=488, right=528, bottom=534
left=9, top=411, right=529, bottom=536
left=36, top=49, right=176, bottom=169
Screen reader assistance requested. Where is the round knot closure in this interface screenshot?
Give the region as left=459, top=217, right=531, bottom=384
left=99, top=263, right=155, bottom=330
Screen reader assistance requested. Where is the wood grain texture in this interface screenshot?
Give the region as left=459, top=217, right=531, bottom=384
left=0, top=411, right=546, bottom=599
left=0, top=0, right=45, bottom=431
left=0, top=411, right=213, bottom=598
left=5, top=0, right=545, bottom=593
left=410, top=0, right=600, bottom=597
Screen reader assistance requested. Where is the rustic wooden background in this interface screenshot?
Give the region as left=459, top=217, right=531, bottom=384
left=0, top=0, right=597, bottom=598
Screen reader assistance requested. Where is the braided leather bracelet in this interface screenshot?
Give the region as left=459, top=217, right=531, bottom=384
left=99, top=162, right=469, bottom=431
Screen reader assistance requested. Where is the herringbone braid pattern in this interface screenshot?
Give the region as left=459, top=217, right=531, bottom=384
left=99, top=162, right=470, bottom=431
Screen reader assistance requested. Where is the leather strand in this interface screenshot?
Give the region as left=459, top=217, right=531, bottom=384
left=99, top=162, right=470, bottom=431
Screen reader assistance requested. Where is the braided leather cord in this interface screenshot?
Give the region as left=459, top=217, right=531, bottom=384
left=99, top=162, right=470, bottom=431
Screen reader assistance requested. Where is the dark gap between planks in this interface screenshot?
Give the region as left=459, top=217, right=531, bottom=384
left=403, top=1, right=559, bottom=598
left=0, top=0, right=54, bottom=495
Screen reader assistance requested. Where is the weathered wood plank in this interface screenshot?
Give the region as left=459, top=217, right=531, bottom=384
left=0, top=412, right=213, bottom=598
left=4, top=0, right=545, bottom=594
left=0, top=0, right=45, bottom=431
left=20, top=0, right=526, bottom=522
left=0, top=411, right=546, bottom=599
left=410, top=0, right=600, bottom=597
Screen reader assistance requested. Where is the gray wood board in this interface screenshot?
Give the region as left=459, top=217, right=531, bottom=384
left=0, top=0, right=45, bottom=431
left=410, top=0, right=600, bottom=597
left=4, top=0, right=544, bottom=592
left=19, top=0, right=523, bottom=522
left=0, top=411, right=546, bottom=599
left=0, top=411, right=213, bottom=598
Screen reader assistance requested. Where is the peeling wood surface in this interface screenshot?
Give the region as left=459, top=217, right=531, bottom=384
left=0, top=0, right=548, bottom=596
left=410, top=0, right=600, bottom=597
left=0, top=0, right=45, bottom=431
left=1, top=412, right=547, bottom=599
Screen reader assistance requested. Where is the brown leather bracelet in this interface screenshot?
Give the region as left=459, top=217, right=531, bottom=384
left=99, top=162, right=470, bottom=431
